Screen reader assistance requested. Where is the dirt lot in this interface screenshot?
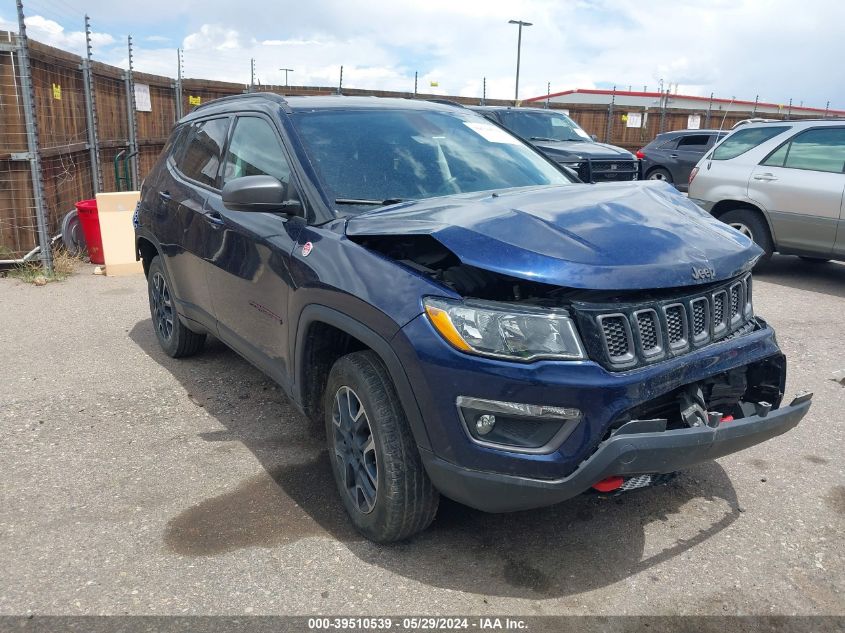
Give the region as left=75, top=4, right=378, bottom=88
left=0, top=257, right=843, bottom=616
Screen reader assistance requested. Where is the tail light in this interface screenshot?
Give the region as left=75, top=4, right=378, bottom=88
left=635, top=150, right=645, bottom=159
left=689, top=166, right=699, bottom=185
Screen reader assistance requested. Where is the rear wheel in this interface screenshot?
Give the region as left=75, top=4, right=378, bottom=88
left=647, top=167, right=673, bottom=184
left=147, top=256, right=206, bottom=358
left=720, top=208, right=774, bottom=264
left=324, top=350, right=438, bottom=542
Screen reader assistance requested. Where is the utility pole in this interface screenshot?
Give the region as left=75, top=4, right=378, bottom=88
left=605, top=85, right=616, bottom=143
left=508, top=19, right=532, bottom=104
left=786, top=97, right=792, bottom=120
left=705, top=92, right=713, bottom=127
left=545, top=81, right=550, bottom=109
left=752, top=94, right=758, bottom=116
left=337, top=65, right=343, bottom=95
left=279, top=67, right=293, bottom=87
left=125, top=35, right=139, bottom=188
left=15, top=0, right=52, bottom=272
left=249, top=58, right=255, bottom=92
left=481, top=76, right=486, bottom=106
left=414, top=71, right=417, bottom=98
left=825, top=101, right=830, bottom=118
left=81, top=14, right=102, bottom=193
left=175, top=48, right=183, bottom=119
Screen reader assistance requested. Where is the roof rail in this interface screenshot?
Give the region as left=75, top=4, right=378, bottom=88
left=190, top=92, right=290, bottom=113
left=426, top=98, right=466, bottom=109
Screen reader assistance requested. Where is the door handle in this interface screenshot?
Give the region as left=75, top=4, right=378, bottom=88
left=753, top=173, right=778, bottom=181
left=158, top=191, right=172, bottom=202
left=202, top=211, right=225, bottom=226
left=670, top=153, right=678, bottom=158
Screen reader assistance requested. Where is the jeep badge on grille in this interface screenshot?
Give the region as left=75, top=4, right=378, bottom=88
left=692, top=266, right=716, bottom=280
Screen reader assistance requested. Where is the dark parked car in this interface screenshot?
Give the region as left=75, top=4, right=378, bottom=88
left=471, top=105, right=639, bottom=183
left=135, top=94, right=811, bottom=542
left=637, top=129, right=727, bottom=191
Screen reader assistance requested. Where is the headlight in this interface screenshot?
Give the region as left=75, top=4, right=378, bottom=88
left=423, top=297, right=586, bottom=361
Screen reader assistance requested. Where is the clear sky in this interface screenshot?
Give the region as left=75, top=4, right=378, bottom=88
left=2, top=0, right=843, bottom=109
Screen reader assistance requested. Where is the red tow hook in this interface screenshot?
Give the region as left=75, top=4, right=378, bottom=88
left=592, top=476, right=624, bottom=492
left=721, top=415, right=734, bottom=424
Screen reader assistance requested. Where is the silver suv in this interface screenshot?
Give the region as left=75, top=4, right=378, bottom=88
left=689, top=119, right=845, bottom=264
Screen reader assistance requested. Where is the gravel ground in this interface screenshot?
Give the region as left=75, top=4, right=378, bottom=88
left=0, top=256, right=842, bottom=617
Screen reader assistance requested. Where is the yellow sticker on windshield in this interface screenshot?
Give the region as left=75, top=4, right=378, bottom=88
left=463, top=121, right=520, bottom=145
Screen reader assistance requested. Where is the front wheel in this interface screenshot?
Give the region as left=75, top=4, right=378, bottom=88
left=324, top=350, right=439, bottom=542
left=719, top=208, right=774, bottom=265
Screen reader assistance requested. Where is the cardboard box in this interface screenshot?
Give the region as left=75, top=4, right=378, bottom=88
left=95, top=191, right=143, bottom=276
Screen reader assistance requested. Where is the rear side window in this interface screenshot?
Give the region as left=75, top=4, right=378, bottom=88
left=657, top=137, right=678, bottom=149
left=677, top=134, right=710, bottom=148
left=164, top=125, right=189, bottom=162
left=762, top=127, right=845, bottom=173
left=222, top=117, right=291, bottom=185
left=712, top=126, right=790, bottom=160
left=176, top=117, right=230, bottom=188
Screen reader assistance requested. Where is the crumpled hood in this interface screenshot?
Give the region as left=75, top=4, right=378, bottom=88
left=346, top=181, right=761, bottom=290
left=531, top=140, right=634, bottom=160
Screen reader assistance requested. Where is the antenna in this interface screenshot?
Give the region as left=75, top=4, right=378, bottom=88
left=708, top=95, right=735, bottom=170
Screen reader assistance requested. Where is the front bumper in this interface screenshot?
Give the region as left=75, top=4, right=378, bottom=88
left=420, top=393, right=811, bottom=512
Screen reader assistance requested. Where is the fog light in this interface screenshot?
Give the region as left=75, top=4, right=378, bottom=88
left=456, top=396, right=582, bottom=453
left=476, top=414, right=496, bottom=435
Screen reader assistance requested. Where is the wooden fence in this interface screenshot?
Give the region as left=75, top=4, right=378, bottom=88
left=0, top=31, right=825, bottom=258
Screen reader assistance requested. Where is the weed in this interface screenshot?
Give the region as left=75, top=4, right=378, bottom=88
left=8, top=247, right=83, bottom=285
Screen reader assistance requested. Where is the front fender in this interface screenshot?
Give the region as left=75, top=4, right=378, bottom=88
left=291, top=303, right=432, bottom=450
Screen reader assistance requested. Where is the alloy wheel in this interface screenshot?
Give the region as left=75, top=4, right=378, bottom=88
left=729, top=222, right=754, bottom=240
left=332, top=386, right=378, bottom=514
left=151, top=272, right=174, bottom=341
left=648, top=171, right=668, bottom=181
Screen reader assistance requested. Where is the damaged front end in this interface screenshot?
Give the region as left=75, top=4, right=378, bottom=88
left=346, top=189, right=810, bottom=507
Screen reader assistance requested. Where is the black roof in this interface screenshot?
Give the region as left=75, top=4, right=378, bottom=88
left=656, top=128, right=726, bottom=136
left=470, top=105, right=567, bottom=113
left=181, top=93, right=462, bottom=123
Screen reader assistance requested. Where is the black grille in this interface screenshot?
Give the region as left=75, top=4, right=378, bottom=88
left=574, top=274, right=755, bottom=370
left=600, top=315, right=631, bottom=360
left=582, top=160, right=638, bottom=182
left=730, top=284, right=740, bottom=318
left=665, top=305, right=686, bottom=346
left=691, top=298, right=708, bottom=341
left=636, top=311, right=659, bottom=352
left=713, top=291, right=726, bottom=328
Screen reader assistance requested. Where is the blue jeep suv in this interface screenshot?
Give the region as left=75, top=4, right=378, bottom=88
left=135, top=94, right=812, bottom=542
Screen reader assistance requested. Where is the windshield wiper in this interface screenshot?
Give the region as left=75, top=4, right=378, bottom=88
left=529, top=136, right=561, bottom=142
left=335, top=198, right=407, bottom=206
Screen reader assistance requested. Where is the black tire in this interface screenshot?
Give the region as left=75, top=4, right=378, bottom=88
left=647, top=167, right=673, bottom=184
left=719, top=208, right=774, bottom=264
left=324, top=350, right=439, bottom=542
left=147, top=256, right=206, bottom=358
left=799, top=256, right=830, bottom=263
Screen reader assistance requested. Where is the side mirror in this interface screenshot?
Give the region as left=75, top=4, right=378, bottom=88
left=590, top=134, right=599, bottom=142
left=222, top=175, right=302, bottom=215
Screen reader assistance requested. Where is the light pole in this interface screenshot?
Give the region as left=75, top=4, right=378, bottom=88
left=279, top=67, right=294, bottom=87
left=508, top=19, right=532, bottom=104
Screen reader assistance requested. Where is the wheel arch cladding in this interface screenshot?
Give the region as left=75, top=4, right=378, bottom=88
left=136, top=236, right=159, bottom=277
left=293, top=305, right=432, bottom=451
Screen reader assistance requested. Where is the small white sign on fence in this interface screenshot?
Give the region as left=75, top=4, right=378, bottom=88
left=626, top=112, right=642, bottom=128
left=687, top=114, right=701, bottom=129
left=134, top=83, right=152, bottom=112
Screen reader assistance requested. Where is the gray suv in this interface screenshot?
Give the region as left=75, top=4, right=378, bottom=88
left=689, top=120, right=845, bottom=263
